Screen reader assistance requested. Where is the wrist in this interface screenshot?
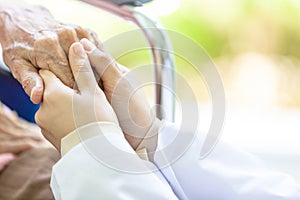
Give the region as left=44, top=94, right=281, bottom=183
left=135, top=118, right=162, bottom=161
left=61, top=121, right=122, bottom=156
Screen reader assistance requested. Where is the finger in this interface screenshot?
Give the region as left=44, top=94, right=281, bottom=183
left=9, top=58, right=44, bottom=104
left=0, top=140, right=33, bottom=154
left=33, top=33, right=75, bottom=88
left=71, top=25, right=105, bottom=51
left=57, top=26, right=79, bottom=55
left=80, top=38, right=121, bottom=81
left=39, top=69, right=70, bottom=95
left=68, top=42, right=98, bottom=92
left=71, top=30, right=102, bottom=86
left=77, top=37, right=103, bottom=86
left=83, top=28, right=105, bottom=51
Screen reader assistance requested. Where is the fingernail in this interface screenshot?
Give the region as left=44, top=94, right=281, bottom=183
left=73, top=43, right=85, bottom=56
left=80, top=38, right=95, bottom=52
left=32, top=86, right=43, bottom=104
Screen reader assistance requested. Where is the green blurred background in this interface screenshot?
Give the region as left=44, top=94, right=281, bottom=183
left=158, top=0, right=300, bottom=108
left=28, top=0, right=300, bottom=108
left=161, top=0, right=300, bottom=59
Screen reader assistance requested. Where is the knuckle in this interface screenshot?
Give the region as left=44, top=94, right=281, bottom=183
left=34, top=36, right=67, bottom=68
left=74, top=63, right=91, bottom=74
left=73, top=25, right=88, bottom=38
left=2, top=46, right=13, bottom=58
left=85, top=28, right=103, bottom=50
left=59, top=26, right=77, bottom=39
left=3, top=44, right=36, bottom=67
left=3, top=45, right=20, bottom=63
left=34, top=34, right=59, bottom=51
left=95, top=52, right=112, bottom=64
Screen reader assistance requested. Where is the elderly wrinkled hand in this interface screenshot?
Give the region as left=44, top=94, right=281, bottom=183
left=0, top=1, right=102, bottom=104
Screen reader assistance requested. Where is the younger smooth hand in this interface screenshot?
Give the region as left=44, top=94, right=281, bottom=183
left=35, top=42, right=118, bottom=151
left=80, top=39, right=160, bottom=153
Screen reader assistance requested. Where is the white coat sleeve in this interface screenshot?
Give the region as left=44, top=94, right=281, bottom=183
left=154, top=122, right=300, bottom=200
left=50, top=122, right=178, bottom=200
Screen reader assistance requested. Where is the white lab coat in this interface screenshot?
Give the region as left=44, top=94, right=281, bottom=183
left=51, top=122, right=300, bottom=200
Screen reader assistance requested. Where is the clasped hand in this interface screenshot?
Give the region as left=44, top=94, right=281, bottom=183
left=0, top=1, right=102, bottom=104
left=35, top=40, right=159, bottom=152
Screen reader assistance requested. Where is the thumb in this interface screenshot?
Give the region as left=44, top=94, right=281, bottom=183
left=69, top=42, right=98, bottom=93
left=80, top=38, right=121, bottom=82
left=39, top=69, right=68, bottom=93
left=9, top=59, right=44, bottom=104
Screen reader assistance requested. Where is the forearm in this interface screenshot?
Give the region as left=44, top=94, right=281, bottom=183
left=0, top=1, right=53, bottom=44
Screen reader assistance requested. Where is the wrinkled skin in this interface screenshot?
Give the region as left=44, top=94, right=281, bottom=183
left=0, top=102, right=51, bottom=155
left=0, top=1, right=102, bottom=104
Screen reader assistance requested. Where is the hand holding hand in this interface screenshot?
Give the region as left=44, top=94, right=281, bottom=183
left=35, top=43, right=118, bottom=151
left=80, top=39, right=160, bottom=152
left=0, top=1, right=102, bottom=104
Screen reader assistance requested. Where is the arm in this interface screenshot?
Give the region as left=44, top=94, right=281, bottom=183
left=154, top=122, right=300, bottom=200
left=80, top=39, right=159, bottom=158
left=0, top=0, right=102, bottom=104
left=0, top=101, right=50, bottom=154
left=51, top=122, right=178, bottom=200
left=35, top=43, right=178, bottom=199
left=80, top=40, right=300, bottom=199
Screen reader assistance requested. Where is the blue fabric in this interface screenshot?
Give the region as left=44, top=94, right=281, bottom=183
left=0, top=69, right=39, bottom=123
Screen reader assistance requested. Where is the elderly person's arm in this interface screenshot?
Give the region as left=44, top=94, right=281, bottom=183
left=0, top=101, right=52, bottom=171
left=0, top=102, right=50, bottom=152
left=0, top=0, right=101, bottom=104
